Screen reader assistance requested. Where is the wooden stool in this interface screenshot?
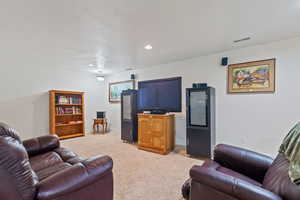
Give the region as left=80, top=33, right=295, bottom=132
left=93, top=118, right=108, bottom=134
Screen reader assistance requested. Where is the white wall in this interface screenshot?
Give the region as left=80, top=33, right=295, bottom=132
left=0, top=66, right=105, bottom=140
left=103, top=37, right=300, bottom=156
left=1, top=36, right=299, bottom=156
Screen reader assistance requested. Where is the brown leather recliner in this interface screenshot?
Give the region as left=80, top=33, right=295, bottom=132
left=0, top=122, right=113, bottom=200
left=182, top=144, right=300, bottom=200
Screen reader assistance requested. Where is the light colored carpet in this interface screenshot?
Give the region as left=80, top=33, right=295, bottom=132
left=61, top=133, right=202, bottom=200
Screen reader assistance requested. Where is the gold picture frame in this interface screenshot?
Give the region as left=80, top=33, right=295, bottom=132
left=227, top=59, right=275, bottom=93
left=109, top=80, right=135, bottom=103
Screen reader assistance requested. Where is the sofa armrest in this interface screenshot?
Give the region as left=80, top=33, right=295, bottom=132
left=190, top=165, right=281, bottom=200
left=214, top=144, right=273, bottom=182
left=23, top=135, right=60, bottom=157
left=37, top=155, right=113, bottom=200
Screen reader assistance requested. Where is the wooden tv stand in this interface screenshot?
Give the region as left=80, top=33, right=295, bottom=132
left=137, top=113, right=175, bottom=155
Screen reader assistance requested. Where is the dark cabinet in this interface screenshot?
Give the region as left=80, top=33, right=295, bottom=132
left=186, top=87, right=216, bottom=158
left=121, top=89, right=138, bottom=142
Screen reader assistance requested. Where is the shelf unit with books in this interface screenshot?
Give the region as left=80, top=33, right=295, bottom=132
left=49, top=90, right=85, bottom=140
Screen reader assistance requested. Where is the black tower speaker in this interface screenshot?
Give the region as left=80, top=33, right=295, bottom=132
left=186, top=87, right=216, bottom=158
left=221, top=57, right=228, bottom=66
left=121, top=89, right=138, bottom=143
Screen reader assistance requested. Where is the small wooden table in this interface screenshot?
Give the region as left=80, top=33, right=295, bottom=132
left=93, top=118, right=108, bottom=134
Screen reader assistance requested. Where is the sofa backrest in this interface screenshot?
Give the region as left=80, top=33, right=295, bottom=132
left=0, top=122, right=37, bottom=200
left=263, top=153, right=300, bottom=200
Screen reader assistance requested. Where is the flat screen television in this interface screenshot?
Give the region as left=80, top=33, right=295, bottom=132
left=138, top=77, right=182, bottom=113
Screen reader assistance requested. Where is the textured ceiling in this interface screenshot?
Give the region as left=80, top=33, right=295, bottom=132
left=1, top=0, right=300, bottom=75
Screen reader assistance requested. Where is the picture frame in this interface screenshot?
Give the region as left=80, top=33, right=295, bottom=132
left=109, top=80, right=135, bottom=103
left=227, top=58, right=275, bottom=93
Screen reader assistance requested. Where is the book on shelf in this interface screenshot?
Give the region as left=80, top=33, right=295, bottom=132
left=55, top=95, right=82, bottom=104
left=56, top=106, right=82, bottom=115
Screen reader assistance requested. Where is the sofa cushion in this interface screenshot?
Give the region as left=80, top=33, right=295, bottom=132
left=36, top=163, right=72, bottom=181
left=263, top=153, right=300, bottom=200
left=203, top=159, right=262, bottom=187
left=30, top=151, right=63, bottom=172
left=54, top=147, right=85, bottom=164
left=23, top=135, right=60, bottom=157
left=29, top=147, right=86, bottom=181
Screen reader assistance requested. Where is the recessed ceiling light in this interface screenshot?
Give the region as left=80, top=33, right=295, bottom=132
left=96, top=76, right=105, bottom=81
left=144, top=44, right=153, bottom=50
left=88, top=69, right=102, bottom=74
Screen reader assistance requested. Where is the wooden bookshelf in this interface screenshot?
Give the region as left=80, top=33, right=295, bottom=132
left=49, top=90, right=85, bottom=140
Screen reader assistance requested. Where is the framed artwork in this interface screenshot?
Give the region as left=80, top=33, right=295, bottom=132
left=227, top=59, right=275, bottom=93
left=109, top=80, right=135, bottom=103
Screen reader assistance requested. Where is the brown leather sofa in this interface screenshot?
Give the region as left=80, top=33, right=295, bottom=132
left=182, top=144, right=300, bottom=200
left=0, top=122, right=113, bottom=200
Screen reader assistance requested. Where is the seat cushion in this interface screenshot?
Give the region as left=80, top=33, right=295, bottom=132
left=36, top=163, right=72, bottom=180
left=54, top=147, right=85, bottom=164
left=263, top=153, right=300, bottom=200
left=30, top=151, right=63, bottom=172
left=203, top=159, right=262, bottom=187
left=29, top=148, right=85, bottom=180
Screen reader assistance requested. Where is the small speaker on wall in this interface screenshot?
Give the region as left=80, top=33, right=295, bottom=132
left=193, top=83, right=208, bottom=88
left=131, top=74, right=135, bottom=80
left=221, top=57, right=228, bottom=66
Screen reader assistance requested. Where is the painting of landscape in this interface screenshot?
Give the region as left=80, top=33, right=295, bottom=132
left=228, top=59, right=275, bottom=93
left=109, top=80, right=135, bottom=102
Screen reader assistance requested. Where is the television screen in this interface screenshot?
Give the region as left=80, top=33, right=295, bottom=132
left=138, top=77, right=182, bottom=112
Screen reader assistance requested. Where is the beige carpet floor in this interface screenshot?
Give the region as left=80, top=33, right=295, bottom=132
left=61, top=133, right=202, bottom=200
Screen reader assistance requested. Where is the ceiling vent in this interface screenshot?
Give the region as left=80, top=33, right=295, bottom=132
left=234, top=37, right=251, bottom=43
left=125, top=67, right=134, bottom=71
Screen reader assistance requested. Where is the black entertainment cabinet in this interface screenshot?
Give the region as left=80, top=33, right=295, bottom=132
left=121, top=89, right=138, bottom=143
left=186, top=87, right=216, bottom=158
